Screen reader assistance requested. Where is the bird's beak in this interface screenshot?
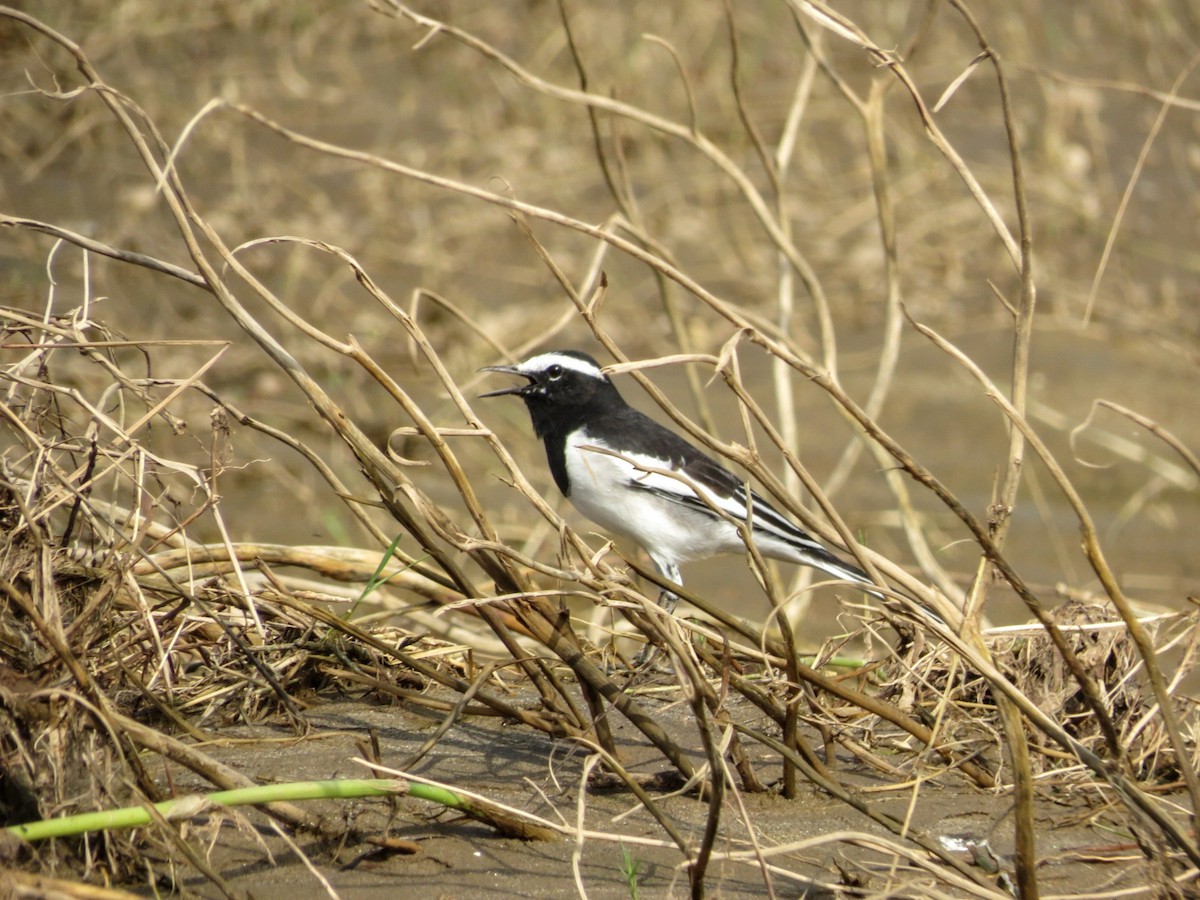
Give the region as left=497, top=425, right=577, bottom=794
left=478, top=365, right=532, bottom=398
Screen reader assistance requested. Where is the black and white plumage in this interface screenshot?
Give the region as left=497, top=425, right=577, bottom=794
left=481, top=350, right=879, bottom=610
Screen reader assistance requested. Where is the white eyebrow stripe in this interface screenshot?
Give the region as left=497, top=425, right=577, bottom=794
left=519, top=352, right=605, bottom=379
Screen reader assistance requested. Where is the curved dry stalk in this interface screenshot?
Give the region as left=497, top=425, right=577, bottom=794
left=920, top=607, right=1200, bottom=867
left=1084, top=53, right=1200, bottom=326
left=369, top=0, right=844, bottom=374
left=0, top=214, right=207, bottom=288
left=1086, top=400, right=1200, bottom=484
left=913, top=319, right=1200, bottom=834
left=132, top=542, right=461, bottom=602
left=932, top=8, right=1040, bottom=893
left=790, top=0, right=1021, bottom=268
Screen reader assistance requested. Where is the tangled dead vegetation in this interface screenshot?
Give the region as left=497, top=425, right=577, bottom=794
left=1, top=2, right=1199, bottom=897
left=1, top=306, right=1197, bottom=891
left=910, top=599, right=1197, bottom=784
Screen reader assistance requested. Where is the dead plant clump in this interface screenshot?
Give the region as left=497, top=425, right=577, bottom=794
left=0, top=314, right=460, bottom=881
left=1005, top=601, right=1184, bottom=781
left=908, top=599, right=1198, bottom=783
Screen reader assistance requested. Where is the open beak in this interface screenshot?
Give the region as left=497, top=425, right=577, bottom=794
left=478, top=364, right=532, bottom=398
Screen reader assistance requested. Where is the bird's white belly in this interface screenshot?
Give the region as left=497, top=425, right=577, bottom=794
left=563, top=434, right=739, bottom=564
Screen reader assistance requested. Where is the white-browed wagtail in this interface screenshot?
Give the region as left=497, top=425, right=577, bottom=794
left=481, top=350, right=881, bottom=615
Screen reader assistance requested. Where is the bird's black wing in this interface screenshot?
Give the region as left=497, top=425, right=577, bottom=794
left=603, top=408, right=872, bottom=584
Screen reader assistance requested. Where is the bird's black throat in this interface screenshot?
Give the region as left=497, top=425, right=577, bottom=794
left=522, top=394, right=599, bottom=497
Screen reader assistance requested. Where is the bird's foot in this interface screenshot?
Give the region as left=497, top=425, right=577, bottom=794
left=657, top=589, right=679, bottom=614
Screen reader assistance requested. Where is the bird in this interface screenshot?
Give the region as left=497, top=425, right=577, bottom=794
left=480, top=349, right=880, bottom=615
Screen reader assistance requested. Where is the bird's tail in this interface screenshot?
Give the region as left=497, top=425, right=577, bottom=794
left=729, top=485, right=879, bottom=595
left=759, top=537, right=884, bottom=599
left=802, top=548, right=883, bottom=598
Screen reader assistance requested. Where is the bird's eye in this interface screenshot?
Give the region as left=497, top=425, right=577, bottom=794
left=546, top=364, right=564, bottom=380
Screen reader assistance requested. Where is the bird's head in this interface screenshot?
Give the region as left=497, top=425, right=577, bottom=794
left=480, top=350, right=616, bottom=429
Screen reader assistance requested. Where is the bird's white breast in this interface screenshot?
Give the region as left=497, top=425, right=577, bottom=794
left=562, top=429, right=740, bottom=564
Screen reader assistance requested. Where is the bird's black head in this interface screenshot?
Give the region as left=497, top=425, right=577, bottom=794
left=480, top=350, right=621, bottom=437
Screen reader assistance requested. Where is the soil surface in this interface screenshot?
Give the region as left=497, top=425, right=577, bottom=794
left=148, top=687, right=1156, bottom=898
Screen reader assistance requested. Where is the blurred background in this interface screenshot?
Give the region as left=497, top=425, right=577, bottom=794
left=1, top=1, right=1197, bottom=632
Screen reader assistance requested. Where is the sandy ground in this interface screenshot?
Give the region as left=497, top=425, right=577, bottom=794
left=136, top=687, right=1160, bottom=899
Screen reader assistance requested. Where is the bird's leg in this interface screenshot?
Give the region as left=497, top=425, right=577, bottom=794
left=632, top=633, right=662, bottom=668
left=648, top=557, right=681, bottom=609
left=633, top=558, right=683, bottom=667
left=657, top=590, right=679, bottom=613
